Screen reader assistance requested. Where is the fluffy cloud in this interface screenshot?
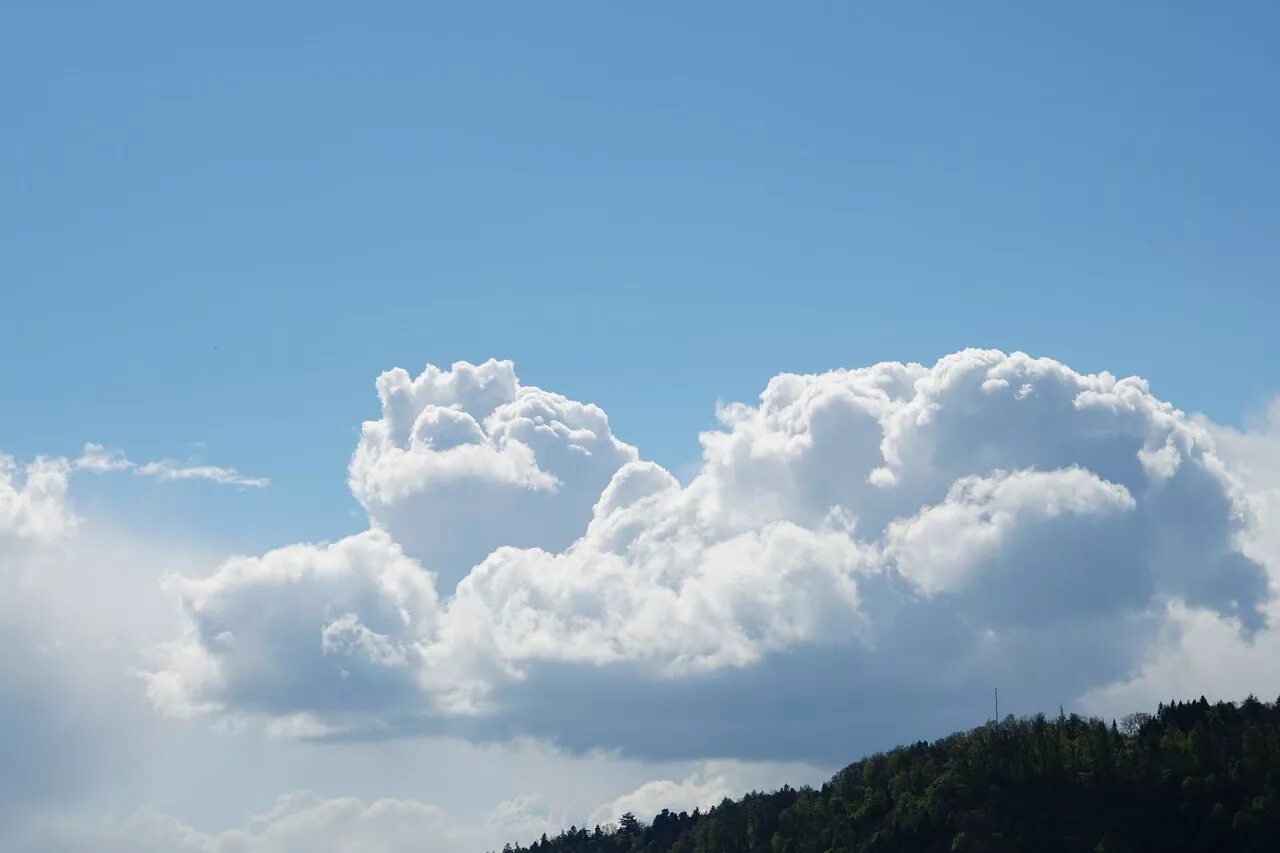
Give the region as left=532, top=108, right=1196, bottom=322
left=1202, top=401, right=1280, bottom=576
left=1081, top=401, right=1280, bottom=717
left=349, top=359, right=637, bottom=588
left=145, top=530, right=439, bottom=723
left=885, top=467, right=1137, bottom=598
left=149, top=350, right=1274, bottom=759
left=0, top=454, right=76, bottom=545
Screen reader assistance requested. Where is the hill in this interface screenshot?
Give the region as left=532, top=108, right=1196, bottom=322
left=499, top=695, right=1280, bottom=852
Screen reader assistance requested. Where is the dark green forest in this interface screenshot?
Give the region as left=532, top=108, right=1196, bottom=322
left=498, top=695, right=1280, bottom=853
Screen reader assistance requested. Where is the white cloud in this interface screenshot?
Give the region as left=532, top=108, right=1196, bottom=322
left=0, top=454, right=77, bottom=544
left=1081, top=600, right=1280, bottom=717
left=145, top=530, right=438, bottom=723
left=587, top=772, right=735, bottom=827
left=148, top=350, right=1275, bottom=758
left=74, top=443, right=134, bottom=473
left=349, top=359, right=637, bottom=588
left=885, top=467, right=1136, bottom=596
left=583, top=758, right=826, bottom=827
left=1201, top=401, right=1280, bottom=577
left=1081, top=398, right=1280, bottom=716
left=0, top=444, right=830, bottom=852
left=10, top=365, right=1278, bottom=853
left=134, top=460, right=269, bottom=488
left=74, top=442, right=268, bottom=488
left=0, top=453, right=212, bottom=828
left=21, top=758, right=827, bottom=853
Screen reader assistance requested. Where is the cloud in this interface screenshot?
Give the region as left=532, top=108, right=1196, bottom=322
left=1081, top=399, right=1280, bottom=716
left=0, top=453, right=200, bottom=826
left=134, top=460, right=269, bottom=488
left=1201, top=401, right=1280, bottom=576
left=75, top=443, right=268, bottom=488
left=349, top=359, right=637, bottom=588
left=587, top=772, right=735, bottom=827
left=584, top=758, right=828, bottom=827
left=1081, top=600, right=1280, bottom=717
left=0, top=454, right=77, bottom=544
left=74, top=443, right=134, bottom=473
left=884, top=466, right=1137, bottom=598
left=0, top=444, right=831, bottom=851
left=21, top=758, right=826, bottom=853
left=144, top=530, right=438, bottom=722
left=148, top=350, right=1274, bottom=759
left=25, top=790, right=559, bottom=853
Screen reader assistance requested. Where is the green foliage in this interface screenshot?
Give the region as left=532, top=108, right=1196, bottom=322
left=497, top=694, right=1280, bottom=853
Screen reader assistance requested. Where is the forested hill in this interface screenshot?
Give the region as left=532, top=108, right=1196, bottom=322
left=499, top=695, right=1280, bottom=853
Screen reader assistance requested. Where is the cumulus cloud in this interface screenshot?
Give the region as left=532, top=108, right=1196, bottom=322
left=1081, top=399, right=1280, bottom=717
left=75, top=443, right=268, bottom=488
left=145, top=530, right=438, bottom=723
left=349, top=359, right=637, bottom=587
left=0, top=454, right=77, bottom=544
left=149, top=351, right=1275, bottom=759
left=885, top=467, right=1137, bottom=598
left=1202, top=401, right=1280, bottom=575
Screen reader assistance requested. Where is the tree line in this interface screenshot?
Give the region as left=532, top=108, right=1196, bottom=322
left=497, top=694, right=1280, bottom=852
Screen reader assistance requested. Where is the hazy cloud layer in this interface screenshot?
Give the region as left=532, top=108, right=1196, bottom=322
left=26, top=790, right=557, bottom=853
left=0, top=463, right=146, bottom=824
left=149, top=351, right=1276, bottom=758
left=25, top=760, right=820, bottom=853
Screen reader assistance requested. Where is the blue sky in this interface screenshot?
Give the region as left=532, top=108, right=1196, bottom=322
left=3, top=5, right=1280, bottom=851
left=4, top=2, right=1277, bottom=552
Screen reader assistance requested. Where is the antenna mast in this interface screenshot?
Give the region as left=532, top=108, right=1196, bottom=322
left=994, top=687, right=999, bottom=723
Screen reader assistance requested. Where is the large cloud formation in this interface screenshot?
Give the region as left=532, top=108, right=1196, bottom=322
left=148, top=350, right=1275, bottom=759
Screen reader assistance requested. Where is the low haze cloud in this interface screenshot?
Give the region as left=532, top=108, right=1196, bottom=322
left=25, top=790, right=557, bottom=853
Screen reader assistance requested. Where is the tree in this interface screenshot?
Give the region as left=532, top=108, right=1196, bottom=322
left=1120, top=712, right=1152, bottom=737
left=618, top=812, right=641, bottom=837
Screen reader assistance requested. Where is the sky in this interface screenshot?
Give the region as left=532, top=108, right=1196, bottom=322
left=2, top=3, right=1279, bottom=851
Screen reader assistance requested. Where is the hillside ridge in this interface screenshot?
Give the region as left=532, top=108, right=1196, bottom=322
left=499, top=694, right=1280, bottom=852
